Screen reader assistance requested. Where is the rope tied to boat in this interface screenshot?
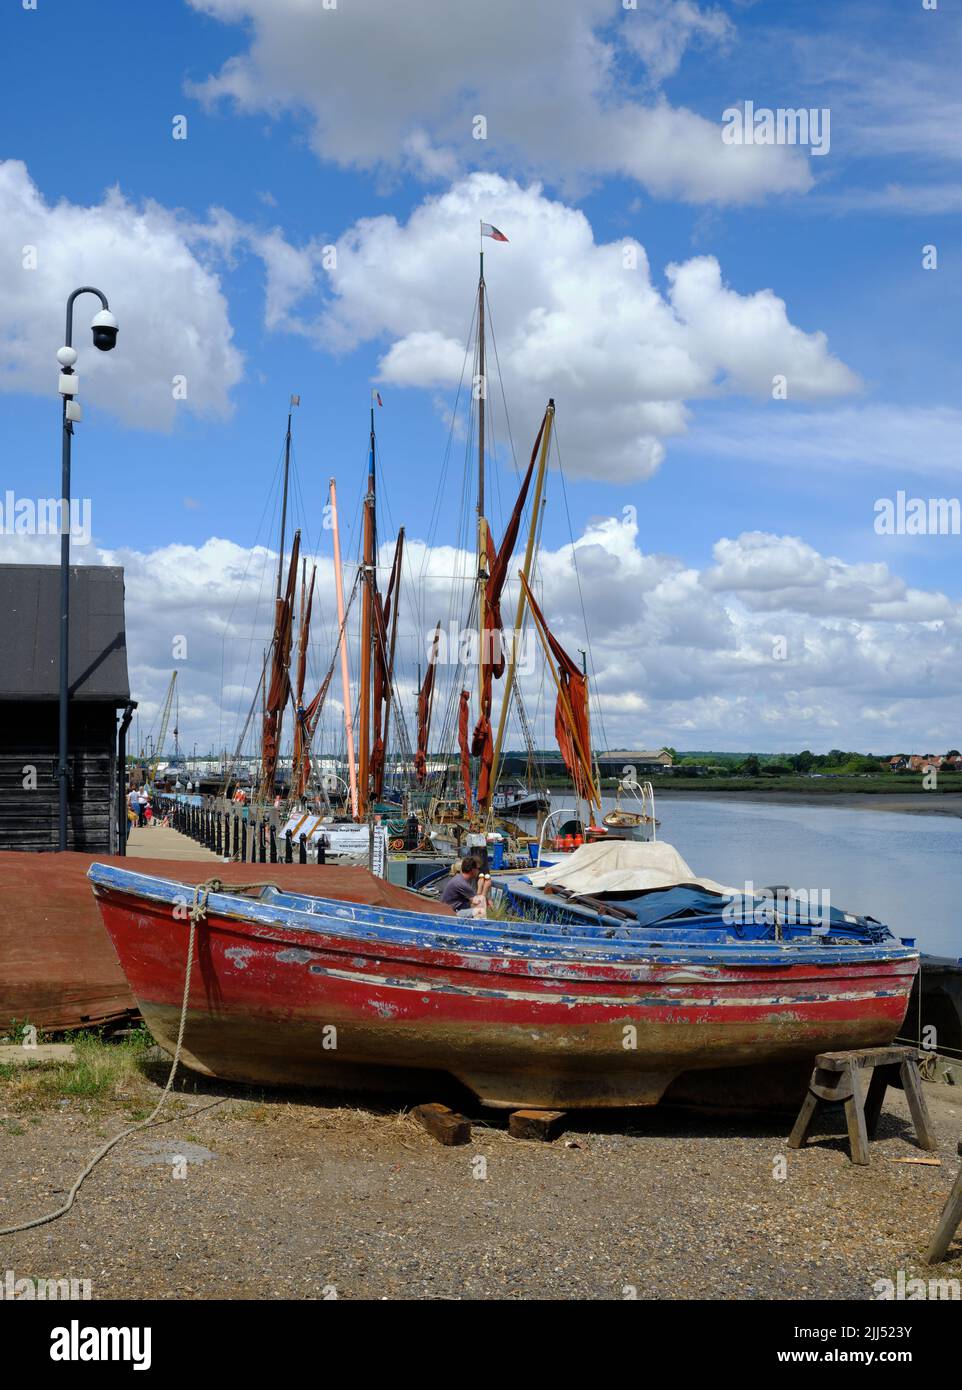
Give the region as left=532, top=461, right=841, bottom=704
left=0, top=876, right=273, bottom=1238
left=187, top=878, right=280, bottom=924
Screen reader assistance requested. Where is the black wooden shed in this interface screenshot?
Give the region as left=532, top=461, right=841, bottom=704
left=0, top=564, right=133, bottom=852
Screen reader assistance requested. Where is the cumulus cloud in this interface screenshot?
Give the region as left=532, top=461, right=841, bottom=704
left=703, top=532, right=953, bottom=621
left=3, top=512, right=958, bottom=753
left=0, top=161, right=243, bottom=429
left=0, top=157, right=854, bottom=474
left=186, top=0, right=811, bottom=204
left=307, top=174, right=856, bottom=481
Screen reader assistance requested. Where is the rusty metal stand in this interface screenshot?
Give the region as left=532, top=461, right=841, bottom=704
left=788, top=1045, right=936, bottom=1166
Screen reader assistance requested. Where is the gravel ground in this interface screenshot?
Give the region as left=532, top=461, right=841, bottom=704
left=2, top=1072, right=961, bottom=1301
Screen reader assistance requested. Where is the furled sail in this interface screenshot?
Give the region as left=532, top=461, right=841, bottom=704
left=370, top=532, right=403, bottom=800
left=519, top=573, right=599, bottom=809
left=291, top=562, right=317, bottom=800
left=458, top=688, right=473, bottom=814
left=260, top=529, right=301, bottom=799
left=471, top=411, right=548, bottom=807
left=416, top=622, right=441, bottom=783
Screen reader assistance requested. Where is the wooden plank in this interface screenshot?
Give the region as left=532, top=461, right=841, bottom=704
left=809, top=1066, right=854, bottom=1102
left=508, top=1109, right=566, bottom=1142
left=844, top=1097, right=871, bottom=1164
left=899, top=1058, right=938, bottom=1152
left=863, top=1062, right=896, bottom=1138
left=925, top=1163, right=962, bottom=1265
left=788, top=1089, right=820, bottom=1149
left=842, top=1063, right=871, bottom=1165
left=817, top=1046, right=919, bottom=1072
left=411, top=1103, right=471, bottom=1146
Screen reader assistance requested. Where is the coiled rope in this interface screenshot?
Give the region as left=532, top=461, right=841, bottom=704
left=0, top=877, right=273, bottom=1237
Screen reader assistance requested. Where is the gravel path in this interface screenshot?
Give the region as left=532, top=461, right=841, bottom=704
left=2, top=1078, right=960, bottom=1300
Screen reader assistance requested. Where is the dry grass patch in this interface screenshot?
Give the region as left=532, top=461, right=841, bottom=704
left=0, top=1026, right=157, bottom=1114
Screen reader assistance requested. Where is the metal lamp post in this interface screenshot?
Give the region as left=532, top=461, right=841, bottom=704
left=56, top=286, right=118, bottom=850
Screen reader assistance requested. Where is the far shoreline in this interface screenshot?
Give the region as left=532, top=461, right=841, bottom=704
left=546, top=786, right=962, bottom=818
left=651, top=788, right=962, bottom=818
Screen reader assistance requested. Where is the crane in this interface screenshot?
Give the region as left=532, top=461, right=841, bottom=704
left=147, top=671, right=178, bottom=785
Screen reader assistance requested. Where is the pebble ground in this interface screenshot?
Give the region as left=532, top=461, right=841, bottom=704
left=2, top=1072, right=960, bottom=1300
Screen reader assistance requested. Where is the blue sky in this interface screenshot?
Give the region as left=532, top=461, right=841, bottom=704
left=1, top=0, right=959, bottom=753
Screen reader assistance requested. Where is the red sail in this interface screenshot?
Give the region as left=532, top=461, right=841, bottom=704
left=291, top=564, right=317, bottom=799
left=458, top=688, right=473, bottom=814
left=261, top=530, right=301, bottom=799
left=471, top=412, right=547, bottom=806
left=520, top=578, right=596, bottom=806
left=416, top=622, right=441, bottom=783
left=371, top=534, right=402, bottom=800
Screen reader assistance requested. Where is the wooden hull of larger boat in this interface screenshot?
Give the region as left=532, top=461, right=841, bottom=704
left=89, top=869, right=918, bottom=1110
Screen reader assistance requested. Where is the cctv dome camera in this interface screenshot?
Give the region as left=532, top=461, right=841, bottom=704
left=91, top=308, right=118, bottom=352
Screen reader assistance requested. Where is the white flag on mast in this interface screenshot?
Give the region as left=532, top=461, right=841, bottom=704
left=480, top=223, right=508, bottom=242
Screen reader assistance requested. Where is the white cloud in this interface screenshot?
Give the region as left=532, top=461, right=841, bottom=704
left=186, top=0, right=812, bottom=204
left=666, top=257, right=858, bottom=401
left=4, top=511, right=957, bottom=753
left=703, top=532, right=953, bottom=621
left=307, top=174, right=856, bottom=481
left=622, top=1, right=734, bottom=84
left=0, top=161, right=244, bottom=429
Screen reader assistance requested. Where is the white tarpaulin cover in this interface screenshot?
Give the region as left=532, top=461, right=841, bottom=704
left=526, top=840, right=736, bottom=897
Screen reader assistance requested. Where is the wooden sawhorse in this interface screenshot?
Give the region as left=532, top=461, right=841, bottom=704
left=789, top=1045, right=937, bottom=1166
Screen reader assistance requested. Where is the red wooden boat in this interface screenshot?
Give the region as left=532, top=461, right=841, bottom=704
left=88, top=863, right=918, bottom=1110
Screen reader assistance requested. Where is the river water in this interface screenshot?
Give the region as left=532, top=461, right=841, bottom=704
left=539, top=793, right=961, bottom=959
left=170, top=786, right=960, bottom=957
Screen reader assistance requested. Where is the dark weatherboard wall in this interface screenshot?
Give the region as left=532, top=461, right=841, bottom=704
left=0, top=565, right=131, bottom=853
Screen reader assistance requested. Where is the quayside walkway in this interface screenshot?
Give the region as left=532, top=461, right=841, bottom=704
left=125, top=824, right=222, bottom=863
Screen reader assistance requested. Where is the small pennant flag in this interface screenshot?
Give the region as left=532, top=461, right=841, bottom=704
left=481, top=223, right=508, bottom=242
left=290, top=394, right=300, bottom=407
left=374, top=390, right=383, bottom=407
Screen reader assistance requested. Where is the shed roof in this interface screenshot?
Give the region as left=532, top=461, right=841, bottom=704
left=0, top=564, right=130, bottom=702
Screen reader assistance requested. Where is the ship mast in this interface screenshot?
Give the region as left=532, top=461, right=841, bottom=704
left=275, top=403, right=294, bottom=603
left=476, top=239, right=488, bottom=723
left=329, top=478, right=359, bottom=818
left=357, top=397, right=377, bottom=818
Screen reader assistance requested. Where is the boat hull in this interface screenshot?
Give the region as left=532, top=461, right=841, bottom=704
left=90, top=870, right=918, bottom=1110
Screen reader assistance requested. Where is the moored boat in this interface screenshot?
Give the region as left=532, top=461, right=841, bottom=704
left=601, top=779, right=660, bottom=842
left=88, top=859, right=918, bottom=1111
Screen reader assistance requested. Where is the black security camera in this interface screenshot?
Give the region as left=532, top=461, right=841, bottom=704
left=91, top=308, right=119, bottom=352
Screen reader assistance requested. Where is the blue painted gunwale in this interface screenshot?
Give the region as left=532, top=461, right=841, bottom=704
left=87, top=864, right=918, bottom=971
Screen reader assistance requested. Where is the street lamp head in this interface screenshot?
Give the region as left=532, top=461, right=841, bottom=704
left=57, top=345, right=78, bottom=368
left=90, top=308, right=119, bottom=352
